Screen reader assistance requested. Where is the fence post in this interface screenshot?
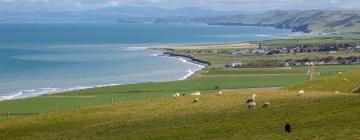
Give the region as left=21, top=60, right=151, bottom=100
left=45, top=105, right=48, bottom=113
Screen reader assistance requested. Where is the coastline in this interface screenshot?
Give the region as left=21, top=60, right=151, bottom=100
left=0, top=46, right=209, bottom=101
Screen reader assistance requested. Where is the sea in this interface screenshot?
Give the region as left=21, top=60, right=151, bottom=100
left=0, top=23, right=292, bottom=100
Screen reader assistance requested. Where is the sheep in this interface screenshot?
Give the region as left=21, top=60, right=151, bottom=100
left=193, top=98, right=199, bottom=104
left=262, top=101, right=270, bottom=108
left=246, top=94, right=256, bottom=103
left=297, top=90, right=304, bottom=96
left=248, top=101, right=256, bottom=109
left=338, top=72, right=343, bottom=74
left=173, top=93, right=180, bottom=97
left=334, top=91, right=340, bottom=94
left=285, top=123, right=292, bottom=133
left=216, top=91, right=223, bottom=96
left=191, top=91, right=201, bottom=96
left=343, top=78, right=347, bottom=81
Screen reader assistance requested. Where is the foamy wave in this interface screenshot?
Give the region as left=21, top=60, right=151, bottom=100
left=150, top=54, right=159, bottom=57
left=257, top=34, right=270, bottom=37
left=180, top=69, right=195, bottom=80
left=124, top=47, right=148, bottom=51
left=0, top=92, right=23, bottom=101
left=0, top=83, right=126, bottom=101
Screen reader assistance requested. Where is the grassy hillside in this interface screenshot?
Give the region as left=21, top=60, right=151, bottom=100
left=0, top=74, right=308, bottom=120
left=289, top=69, right=360, bottom=93
left=2, top=38, right=360, bottom=139
left=157, top=10, right=360, bottom=34
left=0, top=90, right=359, bottom=139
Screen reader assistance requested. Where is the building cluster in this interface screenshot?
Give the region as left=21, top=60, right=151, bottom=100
left=229, top=44, right=360, bottom=56
left=225, top=56, right=360, bottom=68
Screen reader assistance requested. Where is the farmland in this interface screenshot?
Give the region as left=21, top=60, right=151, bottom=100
left=1, top=37, right=360, bottom=139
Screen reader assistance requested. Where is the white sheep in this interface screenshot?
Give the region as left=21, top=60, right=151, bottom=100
left=246, top=94, right=256, bottom=103
left=338, top=72, right=343, bottom=74
left=334, top=91, right=340, bottom=94
left=191, top=91, right=201, bottom=96
left=193, top=98, right=199, bottom=104
left=173, top=93, right=180, bottom=97
left=216, top=91, right=223, bottom=96
left=297, top=90, right=305, bottom=96
left=262, top=101, right=270, bottom=108
left=248, top=101, right=256, bottom=109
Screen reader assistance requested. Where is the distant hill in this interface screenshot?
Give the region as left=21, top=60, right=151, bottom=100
left=0, top=6, right=248, bottom=23
left=2, top=8, right=360, bottom=34
left=155, top=10, right=360, bottom=34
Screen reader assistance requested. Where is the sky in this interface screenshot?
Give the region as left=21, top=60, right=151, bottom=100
left=0, top=0, right=359, bottom=11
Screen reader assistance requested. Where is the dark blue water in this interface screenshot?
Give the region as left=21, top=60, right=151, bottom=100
left=0, top=23, right=291, bottom=100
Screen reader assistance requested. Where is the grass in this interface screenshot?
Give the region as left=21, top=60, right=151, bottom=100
left=289, top=69, right=360, bottom=93
left=2, top=37, right=360, bottom=139
left=0, top=90, right=360, bottom=139
left=0, top=76, right=308, bottom=120
left=260, top=37, right=360, bottom=48
left=193, top=52, right=360, bottom=68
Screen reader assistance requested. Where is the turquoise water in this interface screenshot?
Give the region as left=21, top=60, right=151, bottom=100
left=0, top=23, right=291, bottom=100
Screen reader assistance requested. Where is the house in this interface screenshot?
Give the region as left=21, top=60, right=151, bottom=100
left=283, top=62, right=290, bottom=67
left=225, top=63, right=242, bottom=68
left=329, top=51, right=337, bottom=54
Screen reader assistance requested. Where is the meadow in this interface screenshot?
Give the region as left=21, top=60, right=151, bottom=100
left=1, top=89, right=360, bottom=139
left=1, top=38, right=360, bottom=139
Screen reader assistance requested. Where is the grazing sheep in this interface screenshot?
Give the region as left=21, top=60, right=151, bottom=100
left=193, top=98, right=199, bottom=104
left=297, top=90, right=305, bottom=96
left=248, top=101, right=256, bottom=109
left=262, top=101, right=270, bottom=108
left=343, top=78, right=347, bottom=81
left=173, top=93, right=180, bottom=97
left=246, top=94, right=256, bottom=103
left=216, top=91, right=223, bottom=96
left=285, top=123, right=292, bottom=133
left=334, top=91, right=340, bottom=94
left=338, top=72, right=343, bottom=74
left=191, top=91, right=201, bottom=96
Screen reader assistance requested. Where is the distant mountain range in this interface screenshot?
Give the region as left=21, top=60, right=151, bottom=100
left=0, top=6, right=252, bottom=23
left=1, top=7, right=359, bottom=34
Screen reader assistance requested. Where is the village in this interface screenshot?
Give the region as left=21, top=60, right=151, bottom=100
left=219, top=43, right=360, bottom=68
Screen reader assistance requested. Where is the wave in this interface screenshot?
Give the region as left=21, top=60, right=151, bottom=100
left=124, top=47, right=148, bottom=51
left=180, top=69, right=195, bottom=80
left=256, top=34, right=270, bottom=37
left=0, top=92, right=23, bottom=101
left=0, top=84, right=125, bottom=101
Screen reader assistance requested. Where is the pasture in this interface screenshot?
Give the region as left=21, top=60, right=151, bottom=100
left=0, top=89, right=360, bottom=139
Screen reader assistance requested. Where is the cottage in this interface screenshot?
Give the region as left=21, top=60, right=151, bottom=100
left=225, top=63, right=242, bottom=68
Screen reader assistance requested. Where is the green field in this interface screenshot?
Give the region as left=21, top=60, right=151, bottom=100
left=289, top=69, right=360, bottom=93
left=1, top=64, right=359, bottom=121
left=2, top=38, right=360, bottom=139
left=1, top=90, right=360, bottom=139
left=0, top=75, right=309, bottom=120
left=260, top=37, right=360, bottom=48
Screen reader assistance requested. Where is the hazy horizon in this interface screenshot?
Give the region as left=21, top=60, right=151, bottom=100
left=0, top=0, right=359, bottom=12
